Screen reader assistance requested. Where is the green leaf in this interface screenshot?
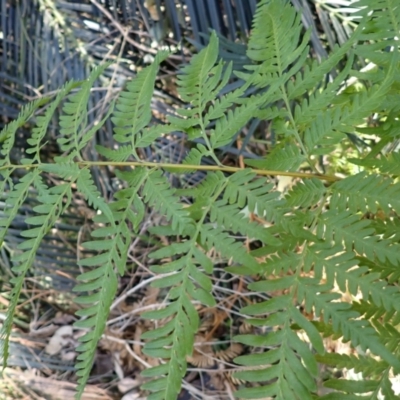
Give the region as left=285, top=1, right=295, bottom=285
left=245, top=142, right=305, bottom=171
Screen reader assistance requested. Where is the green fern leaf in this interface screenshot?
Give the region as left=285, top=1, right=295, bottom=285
left=223, top=169, right=282, bottom=220
left=74, top=267, right=118, bottom=398
left=73, top=169, right=148, bottom=395
left=135, top=124, right=176, bottom=148
left=57, top=63, right=111, bottom=161
left=141, top=263, right=200, bottom=399
left=349, top=152, right=400, bottom=177
left=200, top=224, right=261, bottom=273
left=181, top=143, right=210, bottom=172
left=285, top=178, right=326, bottom=208
left=39, top=162, right=81, bottom=180
left=324, top=379, right=380, bottom=395
left=204, top=77, right=245, bottom=123
left=209, top=200, right=279, bottom=245
left=304, top=109, right=346, bottom=155
left=95, top=144, right=133, bottom=162
left=261, top=251, right=303, bottom=275
left=25, top=81, right=78, bottom=162
left=244, top=142, right=306, bottom=172
left=373, top=319, right=400, bottom=355
left=170, top=32, right=220, bottom=129
left=210, top=95, right=263, bottom=148
left=355, top=0, right=400, bottom=65
left=76, top=168, right=115, bottom=225
left=317, top=210, right=400, bottom=266
left=234, top=299, right=317, bottom=399
left=143, top=170, right=194, bottom=235
left=316, top=352, right=388, bottom=378
left=297, top=279, right=400, bottom=370
left=330, top=171, right=400, bottom=214
left=0, top=172, right=39, bottom=246
left=2, top=1, right=400, bottom=399
left=111, top=51, right=168, bottom=156
left=0, top=174, right=72, bottom=368
left=306, top=243, right=400, bottom=317
left=288, top=35, right=358, bottom=100
left=0, top=97, right=50, bottom=165
left=247, top=0, right=308, bottom=77
left=292, top=55, right=354, bottom=128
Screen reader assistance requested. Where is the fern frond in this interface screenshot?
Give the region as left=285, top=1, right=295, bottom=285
left=373, top=319, right=400, bottom=355
left=95, top=144, right=133, bottom=162
left=379, top=375, right=400, bottom=400
left=25, top=81, right=78, bottom=163
left=0, top=172, right=39, bottom=246
left=285, top=178, right=326, bottom=208
left=111, top=51, right=168, bottom=159
left=308, top=244, right=400, bottom=315
left=76, top=100, right=115, bottom=153
left=204, top=79, right=245, bottom=123
left=303, top=108, right=346, bottom=155
left=330, top=171, right=400, bottom=214
left=141, top=226, right=216, bottom=398
left=73, top=169, right=148, bottom=395
left=181, top=143, right=210, bottom=172
left=288, top=29, right=360, bottom=100
left=135, top=124, right=176, bottom=149
left=261, top=251, right=303, bottom=275
left=316, top=352, right=388, bottom=378
left=38, top=162, right=81, bottom=181
left=2, top=1, right=400, bottom=398
left=210, top=94, right=263, bottom=148
left=354, top=0, right=400, bottom=65
left=340, top=71, right=395, bottom=126
left=143, top=170, right=194, bottom=235
left=298, top=279, right=400, bottom=370
left=245, top=0, right=310, bottom=89
left=244, top=142, right=306, bottom=172
left=353, top=299, right=400, bottom=325
left=350, top=152, right=400, bottom=177
left=0, top=97, right=49, bottom=165
left=0, top=174, right=72, bottom=368
left=233, top=296, right=318, bottom=400
left=292, top=54, right=354, bottom=128
left=200, top=224, right=261, bottom=273
left=304, top=63, right=395, bottom=155
left=168, top=32, right=242, bottom=159
left=359, top=254, right=400, bottom=286
left=322, top=367, right=399, bottom=400
left=141, top=280, right=199, bottom=399
left=56, top=63, right=111, bottom=162
left=76, top=167, right=114, bottom=225
left=223, top=169, right=282, bottom=221
left=323, top=378, right=384, bottom=399
left=209, top=200, right=279, bottom=245
left=168, top=32, right=222, bottom=135
left=317, top=210, right=400, bottom=265
left=178, top=170, right=226, bottom=200
left=73, top=259, right=118, bottom=398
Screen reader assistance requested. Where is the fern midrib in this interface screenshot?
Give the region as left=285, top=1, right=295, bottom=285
left=0, top=161, right=340, bottom=182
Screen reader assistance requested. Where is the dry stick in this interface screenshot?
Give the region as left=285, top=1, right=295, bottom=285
left=88, top=0, right=188, bottom=61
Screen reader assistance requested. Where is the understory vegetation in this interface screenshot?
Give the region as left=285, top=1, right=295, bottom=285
left=1, top=0, right=400, bottom=399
